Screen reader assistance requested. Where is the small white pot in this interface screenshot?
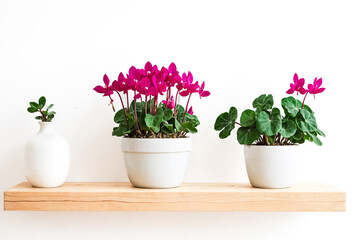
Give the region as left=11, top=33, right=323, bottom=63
left=25, top=122, right=70, bottom=188
left=244, top=145, right=298, bottom=189
left=121, top=137, right=192, bottom=189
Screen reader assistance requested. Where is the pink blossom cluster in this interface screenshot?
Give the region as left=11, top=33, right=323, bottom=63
left=94, top=62, right=210, bottom=116
left=286, top=73, right=325, bottom=108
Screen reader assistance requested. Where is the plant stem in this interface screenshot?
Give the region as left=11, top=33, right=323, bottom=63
left=264, top=135, right=269, bottom=145
left=145, top=95, right=148, bottom=115
left=126, top=92, right=130, bottom=112
left=235, top=122, right=242, bottom=126
left=173, top=90, right=180, bottom=118
left=301, top=92, right=309, bottom=109
left=133, top=91, right=139, bottom=129
left=115, top=91, right=129, bottom=128
left=182, top=93, right=192, bottom=123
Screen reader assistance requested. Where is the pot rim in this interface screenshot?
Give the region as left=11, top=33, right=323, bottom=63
left=245, top=144, right=299, bottom=147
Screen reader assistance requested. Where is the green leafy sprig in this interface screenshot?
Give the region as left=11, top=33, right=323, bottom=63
left=27, top=96, right=56, bottom=122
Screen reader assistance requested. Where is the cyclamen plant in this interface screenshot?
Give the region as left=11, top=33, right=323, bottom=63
left=214, top=73, right=325, bottom=145
left=27, top=96, right=56, bottom=122
left=94, top=62, right=210, bottom=138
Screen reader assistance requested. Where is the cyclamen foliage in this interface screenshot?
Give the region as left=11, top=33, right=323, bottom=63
left=94, top=62, right=210, bottom=138
left=214, top=73, right=325, bottom=146
left=27, top=96, right=56, bottom=122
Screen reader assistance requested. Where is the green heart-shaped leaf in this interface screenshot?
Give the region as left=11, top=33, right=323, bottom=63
left=237, top=127, right=260, bottom=145
left=279, top=119, right=297, bottom=138
left=253, top=94, right=273, bottom=110
left=308, top=132, right=322, bottom=146
left=182, top=122, right=198, bottom=133
left=240, top=109, right=256, bottom=127
left=256, top=108, right=282, bottom=136
left=214, top=107, right=237, bottom=135
left=297, top=109, right=318, bottom=132
left=145, top=108, right=164, bottom=133
left=163, top=108, right=173, bottom=121
left=219, top=121, right=235, bottom=139
left=281, top=96, right=302, bottom=117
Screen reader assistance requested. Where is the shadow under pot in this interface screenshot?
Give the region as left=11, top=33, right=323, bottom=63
left=244, top=145, right=298, bottom=189
left=121, top=137, right=192, bottom=189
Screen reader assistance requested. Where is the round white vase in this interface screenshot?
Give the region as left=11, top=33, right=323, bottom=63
left=121, top=137, right=192, bottom=189
left=25, top=122, right=70, bottom=188
left=244, top=145, right=298, bottom=189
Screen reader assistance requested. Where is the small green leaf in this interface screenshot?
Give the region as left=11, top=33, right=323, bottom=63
left=219, top=121, right=235, bottom=139
left=163, top=108, right=173, bottom=121
left=35, top=116, right=42, bottom=120
left=174, top=119, right=182, bottom=132
left=256, top=109, right=282, bottom=136
left=279, top=119, right=297, bottom=138
left=214, top=107, right=237, bottom=137
left=145, top=108, right=164, bottom=133
left=316, top=128, right=326, bottom=137
left=229, top=107, right=238, bottom=121
left=42, top=111, right=48, bottom=116
left=297, top=109, right=318, bottom=132
left=38, top=96, right=46, bottom=108
left=252, top=94, right=273, bottom=110
left=308, top=132, right=323, bottom=146
left=30, top=102, right=39, bottom=109
left=48, top=111, right=56, bottom=115
left=281, top=96, right=302, bottom=117
left=182, top=122, right=198, bottom=133
left=27, top=107, right=38, bottom=113
left=240, top=109, right=256, bottom=127
left=47, top=104, right=54, bottom=111
left=237, top=127, right=260, bottom=145
left=163, top=123, right=175, bottom=133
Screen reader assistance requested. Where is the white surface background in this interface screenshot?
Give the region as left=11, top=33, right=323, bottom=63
left=0, top=0, right=359, bottom=239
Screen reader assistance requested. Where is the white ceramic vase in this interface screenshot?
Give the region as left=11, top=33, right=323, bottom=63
left=25, top=122, right=70, bottom=188
left=121, top=137, right=192, bottom=189
left=244, top=145, right=298, bottom=189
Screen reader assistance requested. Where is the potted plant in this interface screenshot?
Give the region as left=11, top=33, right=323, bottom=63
left=214, top=74, right=325, bottom=188
left=25, top=96, right=70, bottom=187
left=94, top=62, right=210, bottom=188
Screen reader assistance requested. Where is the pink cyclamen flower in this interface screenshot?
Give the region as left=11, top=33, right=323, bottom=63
left=94, top=74, right=114, bottom=96
left=198, top=81, right=210, bottom=98
left=308, top=77, right=325, bottom=98
left=188, top=106, right=193, bottom=115
left=286, top=73, right=307, bottom=95
left=162, top=96, right=175, bottom=109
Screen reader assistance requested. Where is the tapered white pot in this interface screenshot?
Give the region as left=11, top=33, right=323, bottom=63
left=244, top=145, right=298, bottom=189
left=121, top=138, right=192, bottom=188
left=25, top=122, right=70, bottom=188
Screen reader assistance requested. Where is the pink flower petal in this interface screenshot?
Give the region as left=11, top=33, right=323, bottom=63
left=103, top=74, right=110, bottom=86
left=169, top=62, right=177, bottom=75
left=188, top=106, right=193, bottom=115
left=94, top=86, right=106, bottom=93
left=145, top=62, right=152, bottom=72
left=134, top=93, right=141, bottom=99
left=293, top=73, right=298, bottom=83
left=298, top=78, right=305, bottom=87
left=180, top=90, right=189, bottom=97
left=201, top=91, right=210, bottom=97
left=316, top=87, right=325, bottom=93
left=286, top=88, right=294, bottom=94
left=188, top=71, right=193, bottom=83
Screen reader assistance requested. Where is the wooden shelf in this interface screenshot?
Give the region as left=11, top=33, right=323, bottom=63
left=4, top=182, right=345, bottom=212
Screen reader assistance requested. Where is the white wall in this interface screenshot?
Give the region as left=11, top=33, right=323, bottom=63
left=0, top=0, right=358, bottom=239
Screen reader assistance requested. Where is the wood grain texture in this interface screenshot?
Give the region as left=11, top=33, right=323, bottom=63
left=4, top=182, right=345, bottom=212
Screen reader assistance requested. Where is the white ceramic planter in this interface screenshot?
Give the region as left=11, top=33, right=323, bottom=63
left=244, top=145, right=298, bottom=189
left=25, top=122, right=70, bottom=188
left=121, top=137, right=192, bottom=188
